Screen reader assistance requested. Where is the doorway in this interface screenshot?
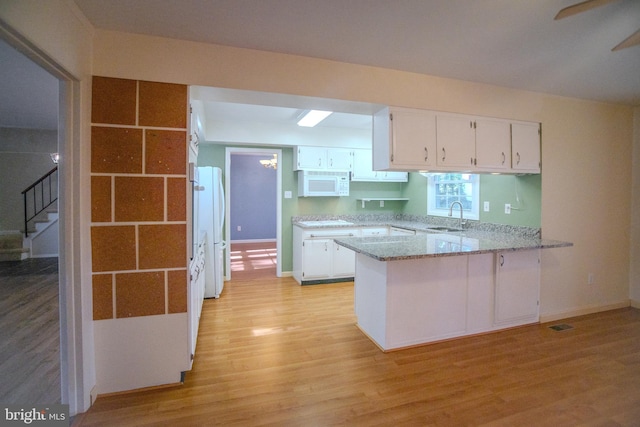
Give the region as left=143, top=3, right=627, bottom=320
left=0, top=37, right=61, bottom=404
left=225, top=147, right=282, bottom=281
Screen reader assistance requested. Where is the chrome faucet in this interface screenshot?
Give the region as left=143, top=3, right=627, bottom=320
left=449, top=201, right=465, bottom=229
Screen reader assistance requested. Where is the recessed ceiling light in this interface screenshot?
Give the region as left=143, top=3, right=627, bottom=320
left=297, top=110, right=332, bottom=127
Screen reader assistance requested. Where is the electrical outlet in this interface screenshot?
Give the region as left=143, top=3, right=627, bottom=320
left=484, top=201, right=490, bottom=212
left=237, top=225, right=241, bottom=231
left=380, top=200, right=385, bottom=207
left=505, top=204, right=511, bottom=214
left=588, top=273, right=594, bottom=285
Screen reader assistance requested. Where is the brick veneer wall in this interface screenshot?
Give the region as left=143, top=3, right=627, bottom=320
left=90, top=76, right=188, bottom=320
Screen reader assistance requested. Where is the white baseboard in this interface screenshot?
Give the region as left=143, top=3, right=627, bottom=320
left=280, top=271, right=293, bottom=277
left=540, top=300, right=631, bottom=323
left=230, top=239, right=276, bottom=244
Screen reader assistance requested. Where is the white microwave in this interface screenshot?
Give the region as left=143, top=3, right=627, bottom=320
left=298, top=170, right=350, bottom=197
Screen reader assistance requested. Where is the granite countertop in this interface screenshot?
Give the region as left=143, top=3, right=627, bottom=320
left=334, top=231, right=572, bottom=261
left=292, top=215, right=572, bottom=261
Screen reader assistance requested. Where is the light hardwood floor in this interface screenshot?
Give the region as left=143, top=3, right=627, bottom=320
left=0, top=257, right=60, bottom=404
left=229, top=242, right=277, bottom=281
left=77, top=257, right=640, bottom=426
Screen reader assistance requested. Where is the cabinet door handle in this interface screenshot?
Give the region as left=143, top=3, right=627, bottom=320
left=424, top=147, right=428, bottom=162
left=318, top=158, right=322, bottom=167
left=501, top=152, right=506, bottom=165
left=442, top=147, right=446, bottom=162
left=516, top=152, right=521, bottom=165
left=499, top=254, right=504, bottom=267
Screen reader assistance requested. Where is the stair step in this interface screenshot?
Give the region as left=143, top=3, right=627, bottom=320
left=0, top=247, right=30, bottom=262
left=0, top=231, right=24, bottom=250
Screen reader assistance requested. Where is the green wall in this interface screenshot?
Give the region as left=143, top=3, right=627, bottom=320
left=198, top=144, right=541, bottom=273
left=402, top=172, right=541, bottom=227
left=197, top=144, right=410, bottom=272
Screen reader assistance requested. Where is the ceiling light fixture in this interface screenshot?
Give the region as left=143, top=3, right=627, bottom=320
left=259, top=154, right=278, bottom=169
left=297, top=110, right=332, bottom=127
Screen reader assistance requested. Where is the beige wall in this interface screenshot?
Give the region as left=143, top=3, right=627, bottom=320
left=1, top=3, right=636, bottom=410
left=632, top=107, right=640, bottom=306
left=93, top=29, right=634, bottom=321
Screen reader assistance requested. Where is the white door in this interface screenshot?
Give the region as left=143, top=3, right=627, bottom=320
left=475, top=118, right=510, bottom=171
left=392, top=108, right=437, bottom=168
left=302, top=239, right=332, bottom=280
left=332, top=242, right=355, bottom=277
left=327, top=149, right=353, bottom=170
left=296, top=146, right=326, bottom=169
left=495, top=250, right=540, bottom=325
left=511, top=122, right=541, bottom=173
left=436, top=114, right=476, bottom=168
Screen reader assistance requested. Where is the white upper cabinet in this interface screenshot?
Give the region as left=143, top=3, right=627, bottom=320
left=295, top=146, right=353, bottom=171
left=474, top=118, right=511, bottom=172
left=436, top=114, right=476, bottom=170
left=352, top=149, right=408, bottom=182
left=352, top=149, right=378, bottom=180
left=295, top=146, right=326, bottom=169
left=327, top=148, right=353, bottom=170
left=373, top=107, right=437, bottom=171
left=511, top=122, right=541, bottom=173
left=374, top=106, right=540, bottom=174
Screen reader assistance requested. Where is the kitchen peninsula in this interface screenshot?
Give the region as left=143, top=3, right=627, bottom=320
left=334, top=228, right=572, bottom=351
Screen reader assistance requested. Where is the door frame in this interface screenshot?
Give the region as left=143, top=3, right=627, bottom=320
left=0, top=23, right=88, bottom=413
left=225, top=147, right=282, bottom=279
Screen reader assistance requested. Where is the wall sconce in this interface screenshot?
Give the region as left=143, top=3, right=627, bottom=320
left=50, top=153, right=59, bottom=164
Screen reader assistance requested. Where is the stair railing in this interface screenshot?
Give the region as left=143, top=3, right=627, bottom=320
left=22, top=166, right=58, bottom=237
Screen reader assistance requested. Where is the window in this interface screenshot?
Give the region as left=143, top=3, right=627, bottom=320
left=426, top=173, right=479, bottom=220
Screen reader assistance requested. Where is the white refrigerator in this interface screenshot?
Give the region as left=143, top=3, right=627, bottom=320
left=198, top=166, right=226, bottom=298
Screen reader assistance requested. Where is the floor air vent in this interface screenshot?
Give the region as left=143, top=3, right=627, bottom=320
left=549, top=324, right=573, bottom=331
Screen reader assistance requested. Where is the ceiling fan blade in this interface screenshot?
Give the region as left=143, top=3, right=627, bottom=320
left=554, top=0, right=620, bottom=20
left=612, top=28, right=640, bottom=51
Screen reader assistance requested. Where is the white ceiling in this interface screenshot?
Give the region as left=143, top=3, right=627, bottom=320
left=2, top=1, right=639, bottom=131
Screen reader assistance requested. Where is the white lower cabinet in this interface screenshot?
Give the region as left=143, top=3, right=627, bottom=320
left=301, top=239, right=332, bottom=281
left=494, top=249, right=541, bottom=326
left=332, top=242, right=356, bottom=277
left=293, top=226, right=358, bottom=284
left=353, top=250, right=541, bottom=351
left=466, top=253, right=496, bottom=333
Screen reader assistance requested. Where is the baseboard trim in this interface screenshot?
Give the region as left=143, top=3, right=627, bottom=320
left=230, top=239, right=276, bottom=244
left=540, top=300, right=631, bottom=323
left=630, top=299, right=640, bottom=309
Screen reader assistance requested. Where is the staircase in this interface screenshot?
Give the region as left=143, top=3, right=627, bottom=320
left=0, top=206, right=59, bottom=262
left=0, top=167, right=60, bottom=262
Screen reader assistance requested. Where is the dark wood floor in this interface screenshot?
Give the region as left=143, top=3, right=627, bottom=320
left=0, top=257, right=60, bottom=404
left=77, top=265, right=640, bottom=426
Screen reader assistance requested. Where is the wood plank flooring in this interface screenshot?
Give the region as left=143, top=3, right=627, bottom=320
left=77, top=265, right=640, bottom=426
left=0, top=257, right=60, bottom=404
left=229, top=242, right=277, bottom=280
